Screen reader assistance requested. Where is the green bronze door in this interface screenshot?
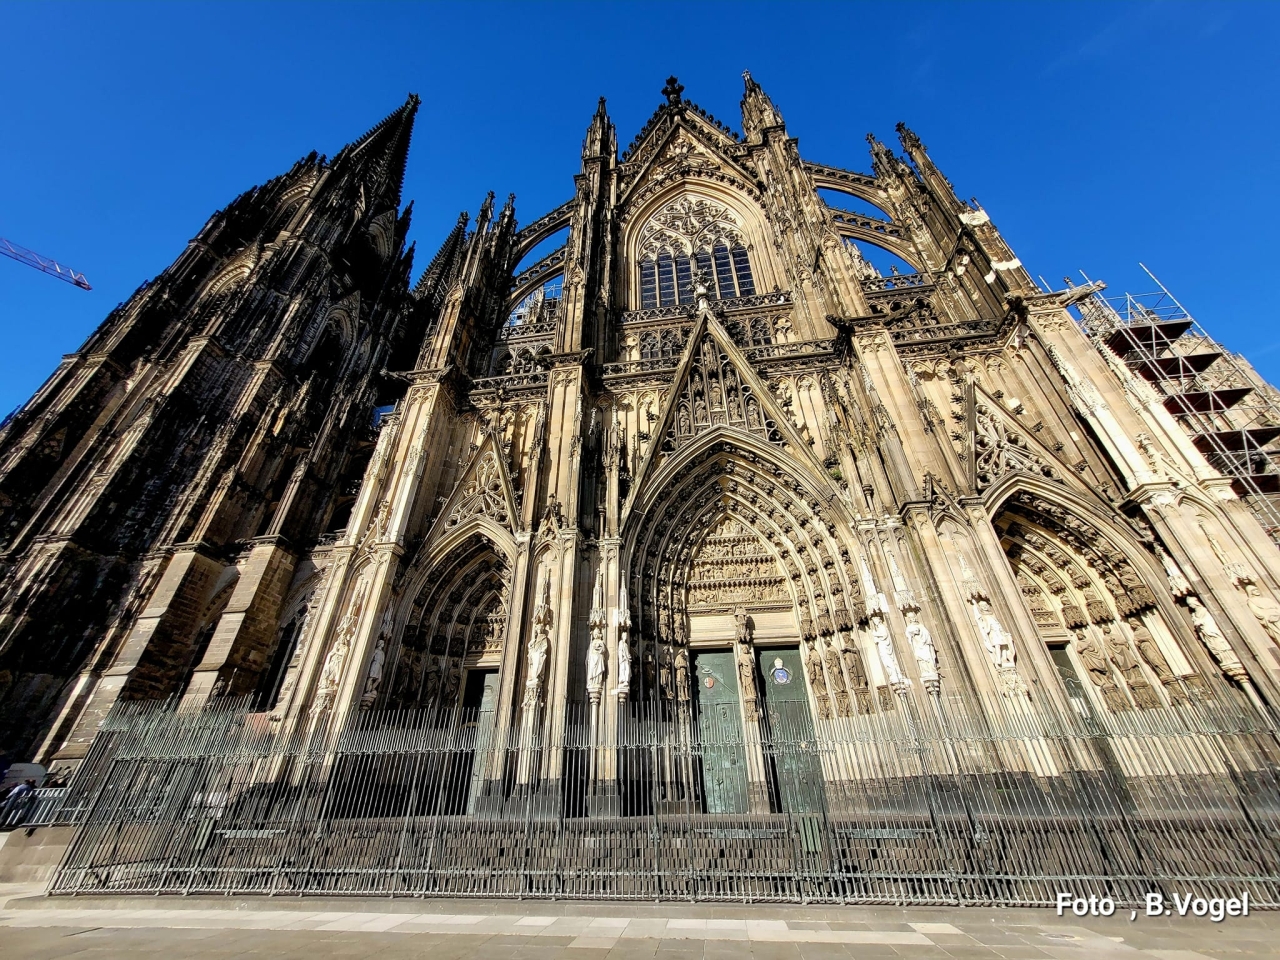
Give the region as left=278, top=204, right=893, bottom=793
left=757, top=647, right=824, bottom=816
left=693, top=650, right=749, bottom=814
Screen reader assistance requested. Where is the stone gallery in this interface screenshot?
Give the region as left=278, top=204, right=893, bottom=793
left=2, top=75, right=1280, bottom=903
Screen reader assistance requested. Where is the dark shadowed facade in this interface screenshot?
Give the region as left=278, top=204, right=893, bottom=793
left=5, top=77, right=1280, bottom=903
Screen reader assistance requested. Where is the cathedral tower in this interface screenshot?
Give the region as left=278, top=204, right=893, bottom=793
left=0, top=98, right=421, bottom=762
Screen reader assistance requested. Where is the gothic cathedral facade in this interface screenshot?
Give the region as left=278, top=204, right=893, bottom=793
left=4, top=76, right=1280, bottom=817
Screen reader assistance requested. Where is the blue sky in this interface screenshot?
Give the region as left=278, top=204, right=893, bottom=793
left=1, top=1, right=1277, bottom=415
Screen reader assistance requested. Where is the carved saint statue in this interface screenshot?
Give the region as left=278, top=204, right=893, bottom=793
left=361, top=634, right=387, bottom=709
left=586, top=571, right=608, bottom=702
left=315, top=579, right=369, bottom=711
left=738, top=643, right=758, bottom=718
left=1186, top=595, right=1247, bottom=683
left=1126, top=618, right=1175, bottom=685
left=524, top=574, right=554, bottom=707
left=870, top=612, right=906, bottom=687
left=1243, top=583, right=1280, bottom=647
left=674, top=646, right=690, bottom=703
left=903, top=608, right=939, bottom=687
left=1157, top=547, right=1192, bottom=599
left=804, top=641, right=827, bottom=699
left=1073, top=629, right=1128, bottom=712
left=973, top=599, right=1015, bottom=672
left=615, top=585, right=632, bottom=700
left=822, top=642, right=849, bottom=715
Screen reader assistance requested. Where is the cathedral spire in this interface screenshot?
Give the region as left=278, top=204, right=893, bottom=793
left=412, top=211, right=468, bottom=303
left=582, top=97, right=617, bottom=161
left=740, top=70, right=785, bottom=143
left=896, top=121, right=961, bottom=207
left=329, top=94, right=420, bottom=210
left=865, top=132, right=900, bottom=180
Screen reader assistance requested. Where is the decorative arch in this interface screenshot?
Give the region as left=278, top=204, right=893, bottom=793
left=621, top=436, right=869, bottom=712
left=991, top=486, right=1203, bottom=711
left=386, top=531, right=512, bottom=712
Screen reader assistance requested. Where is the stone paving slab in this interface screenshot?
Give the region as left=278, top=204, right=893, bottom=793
left=0, top=884, right=1276, bottom=959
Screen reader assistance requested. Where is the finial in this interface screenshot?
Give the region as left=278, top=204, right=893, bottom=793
left=407, top=93, right=422, bottom=109
left=662, top=76, right=684, bottom=104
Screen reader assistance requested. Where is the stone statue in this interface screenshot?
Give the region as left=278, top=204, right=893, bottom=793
left=870, top=612, right=906, bottom=687
left=393, top=644, right=423, bottom=705
left=525, top=574, right=553, bottom=707
left=1186, top=595, right=1247, bottom=683
left=804, top=641, right=827, bottom=699
left=586, top=571, right=608, bottom=702
left=674, top=646, right=690, bottom=703
left=1157, top=547, right=1192, bottom=598
left=442, top=661, right=461, bottom=708
left=1073, top=629, right=1128, bottom=711
left=972, top=597, right=1025, bottom=696
left=659, top=644, right=674, bottom=700
left=1102, top=623, right=1158, bottom=708
left=822, top=642, right=849, bottom=715
left=361, top=634, right=386, bottom=709
left=738, top=643, right=758, bottom=719
left=1126, top=618, right=1175, bottom=685
left=315, top=579, right=369, bottom=711
left=615, top=585, right=632, bottom=700
left=973, top=599, right=1015, bottom=671
left=903, top=608, right=939, bottom=690
left=1243, top=583, right=1280, bottom=646
left=422, top=655, right=441, bottom=707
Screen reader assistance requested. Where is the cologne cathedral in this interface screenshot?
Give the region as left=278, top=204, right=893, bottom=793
left=5, top=75, right=1280, bottom=901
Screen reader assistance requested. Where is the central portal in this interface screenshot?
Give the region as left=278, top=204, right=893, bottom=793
left=692, top=650, right=749, bottom=813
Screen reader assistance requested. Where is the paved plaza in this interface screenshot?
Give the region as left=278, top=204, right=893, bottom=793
left=0, top=884, right=1275, bottom=960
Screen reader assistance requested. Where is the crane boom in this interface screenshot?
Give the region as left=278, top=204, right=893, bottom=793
left=0, top=236, right=91, bottom=290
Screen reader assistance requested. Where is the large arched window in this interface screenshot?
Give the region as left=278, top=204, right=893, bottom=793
left=635, top=195, right=757, bottom=309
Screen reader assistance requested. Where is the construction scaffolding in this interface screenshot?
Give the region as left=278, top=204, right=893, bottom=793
left=1063, top=265, right=1280, bottom=544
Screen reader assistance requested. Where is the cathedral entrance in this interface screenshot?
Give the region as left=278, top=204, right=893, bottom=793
left=756, top=646, right=824, bottom=817
left=692, top=650, right=749, bottom=814
left=461, top=669, right=500, bottom=814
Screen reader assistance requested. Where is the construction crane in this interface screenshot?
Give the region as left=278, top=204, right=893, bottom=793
left=0, top=236, right=91, bottom=290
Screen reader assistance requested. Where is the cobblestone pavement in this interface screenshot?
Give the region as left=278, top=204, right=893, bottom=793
left=0, top=885, right=1275, bottom=959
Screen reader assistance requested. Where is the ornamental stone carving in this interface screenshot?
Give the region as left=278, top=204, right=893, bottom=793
left=445, top=451, right=510, bottom=530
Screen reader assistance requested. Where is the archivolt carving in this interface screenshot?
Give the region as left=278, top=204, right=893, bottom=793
left=387, top=535, right=511, bottom=711
left=998, top=493, right=1199, bottom=709
left=623, top=440, right=860, bottom=705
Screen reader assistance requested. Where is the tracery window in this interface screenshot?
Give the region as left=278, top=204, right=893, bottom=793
left=636, top=195, right=756, bottom=309
left=508, top=275, right=563, bottom=326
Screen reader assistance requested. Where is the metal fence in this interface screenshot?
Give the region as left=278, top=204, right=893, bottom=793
left=48, top=692, right=1280, bottom=906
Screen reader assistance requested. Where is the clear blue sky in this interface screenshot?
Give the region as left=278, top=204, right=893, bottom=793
left=2, top=1, right=1277, bottom=416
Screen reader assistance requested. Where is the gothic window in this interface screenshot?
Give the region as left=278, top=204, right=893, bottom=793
left=508, top=275, right=563, bottom=325
left=657, top=253, right=676, bottom=306
left=732, top=246, right=755, bottom=295
left=634, top=194, right=757, bottom=309
left=640, top=260, right=658, bottom=310
left=675, top=254, right=694, bottom=304
left=695, top=250, right=714, bottom=284
left=713, top=244, right=736, bottom=299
